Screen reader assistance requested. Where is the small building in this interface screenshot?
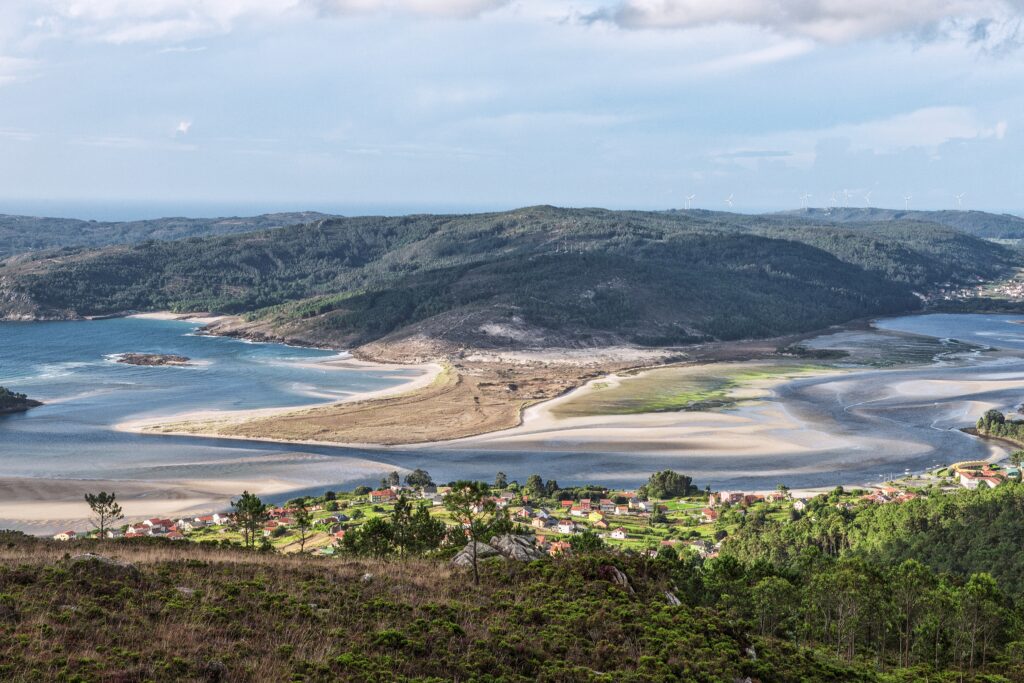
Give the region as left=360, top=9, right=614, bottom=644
left=599, top=498, right=615, bottom=513
left=556, top=520, right=577, bottom=535
left=610, top=527, right=627, bottom=540
left=548, top=540, right=572, bottom=556
left=53, top=530, right=77, bottom=541
left=792, top=500, right=806, bottom=512
left=369, top=489, right=397, bottom=504
left=701, top=508, right=719, bottom=523
left=959, top=470, right=1003, bottom=490
left=614, top=505, right=630, bottom=516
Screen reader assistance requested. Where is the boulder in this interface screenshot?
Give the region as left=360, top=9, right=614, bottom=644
left=66, top=553, right=141, bottom=581
left=451, top=541, right=501, bottom=567
left=489, top=534, right=546, bottom=561
left=597, top=564, right=635, bottom=595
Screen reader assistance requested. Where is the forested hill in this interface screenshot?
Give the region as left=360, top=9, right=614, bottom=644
left=781, top=207, right=1024, bottom=239
left=0, top=211, right=334, bottom=258
left=0, top=206, right=1016, bottom=351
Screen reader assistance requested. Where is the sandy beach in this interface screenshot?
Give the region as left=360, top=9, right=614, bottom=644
left=0, top=475, right=298, bottom=536
left=127, top=311, right=234, bottom=324
left=116, top=357, right=445, bottom=436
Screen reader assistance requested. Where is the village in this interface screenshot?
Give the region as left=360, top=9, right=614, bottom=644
left=52, top=459, right=1021, bottom=556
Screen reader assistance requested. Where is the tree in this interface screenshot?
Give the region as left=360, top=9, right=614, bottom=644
left=569, top=529, right=604, bottom=553
left=642, top=470, right=695, bottom=499
left=353, top=486, right=371, bottom=496
left=341, top=516, right=393, bottom=558
left=84, top=491, right=123, bottom=537
left=978, top=409, right=1006, bottom=431
left=293, top=500, right=314, bottom=553
left=525, top=474, right=544, bottom=498
left=392, top=496, right=446, bottom=555
left=404, top=468, right=433, bottom=489
left=1010, top=450, right=1024, bottom=469
left=752, top=575, right=796, bottom=637
left=232, top=490, right=268, bottom=550
left=444, top=481, right=495, bottom=586
left=494, top=471, right=508, bottom=489
left=545, top=479, right=560, bottom=497
left=381, top=471, right=400, bottom=488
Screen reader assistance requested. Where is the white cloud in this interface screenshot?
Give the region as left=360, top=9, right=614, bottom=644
left=0, top=55, right=36, bottom=86
left=0, top=127, right=36, bottom=142
left=717, top=106, right=1010, bottom=168
left=595, top=0, right=1024, bottom=45
left=34, top=0, right=510, bottom=44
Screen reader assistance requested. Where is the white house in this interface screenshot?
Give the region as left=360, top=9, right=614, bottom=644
left=556, top=520, right=577, bottom=534
left=610, top=527, right=628, bottom=540
left=53, top=530, right=77, bottom=541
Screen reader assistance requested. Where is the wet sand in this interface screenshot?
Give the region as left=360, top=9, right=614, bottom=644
left=0, top=476, right=296, bottom=535
left=116, top=358, right=445, bottom=436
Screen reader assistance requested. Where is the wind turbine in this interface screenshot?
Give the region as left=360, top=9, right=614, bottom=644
left=800, top=193, right=812, bottom=210
left=843, top=188, right=852, bottom=206
left=955, top=193, right=966, bottom=210
left=864, top=191, right=872, bottom=207
left=903, top=194, right=912, bottom=211
left=724, top=193, right=734, bottom=208
left=685, top=194, right=696, bottom=210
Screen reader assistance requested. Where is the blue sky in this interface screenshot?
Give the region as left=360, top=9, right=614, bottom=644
left=1, top=0, right=1023, bottom=218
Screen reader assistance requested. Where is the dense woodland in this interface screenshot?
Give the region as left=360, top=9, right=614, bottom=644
left=1, top=206, right=1016, bottom=348
left=977, top=409, right=1024, bottom=445
left=0, top=212, right=330, bottom=259
left=782, top=207, right=1024, bottom=239
left=0, top=386, right=39, bottom=413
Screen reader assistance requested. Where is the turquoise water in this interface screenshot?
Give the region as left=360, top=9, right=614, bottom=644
left=0, top=318, right=420, bottom=482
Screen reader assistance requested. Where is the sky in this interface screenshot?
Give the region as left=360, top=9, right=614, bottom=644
left=1, top=0, right=1023, bottom=219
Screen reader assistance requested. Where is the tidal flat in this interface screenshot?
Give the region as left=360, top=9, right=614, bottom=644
left=3, top=313, right=1024, bottom=532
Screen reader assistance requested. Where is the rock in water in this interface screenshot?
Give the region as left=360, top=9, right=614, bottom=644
left=116, top=353, right=191, bottom=366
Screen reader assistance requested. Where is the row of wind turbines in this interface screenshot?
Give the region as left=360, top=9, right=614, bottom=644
left=681, top=191, right=969, bottom=212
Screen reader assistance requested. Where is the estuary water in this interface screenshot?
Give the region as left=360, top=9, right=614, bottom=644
left=1, top=313, right=1024, bottom=531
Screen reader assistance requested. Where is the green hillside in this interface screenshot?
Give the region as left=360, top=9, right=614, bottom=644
left=2, top=483, right=1024, bottom=681
left=0, top=211, right=333, bottom=259
left=782, top=207, right=1024, bottom=239
left=0, top=206, right=1015, bottom=349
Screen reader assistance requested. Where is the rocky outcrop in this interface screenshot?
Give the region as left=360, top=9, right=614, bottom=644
left=488, top=534, right=547, bottom=561
left=451, top=535, right=546, bottom=566
left=116, top=353, right=191, bottom=366
left=65, top=553, right=141, bottom=581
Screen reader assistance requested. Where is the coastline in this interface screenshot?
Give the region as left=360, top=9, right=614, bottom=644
left=115, top=357, right=446, bottom=436
left=0, top=475, right=301, bottom=536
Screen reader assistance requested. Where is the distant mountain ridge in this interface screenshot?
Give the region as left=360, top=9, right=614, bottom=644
left=1, top=206, right=1016, bottom=353
left=0, top=211, right=336, bottom=259
left=778, top=207, right=1024, bottom=239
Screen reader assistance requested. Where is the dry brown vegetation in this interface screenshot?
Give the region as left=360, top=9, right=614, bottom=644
left=0, top=533, right=805, bottom=683
left=147, top=359, right=632, bottom=445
